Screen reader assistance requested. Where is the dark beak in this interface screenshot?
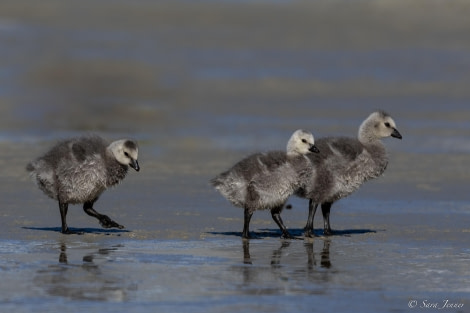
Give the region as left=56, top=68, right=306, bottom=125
left=309, top=145, right=320, bottom=153
left=391, top=128, right=402, bottom=139
left=130, top=159, right=140, bottom=171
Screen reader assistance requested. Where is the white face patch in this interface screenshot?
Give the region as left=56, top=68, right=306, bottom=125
left=359, top=112, right=399, bottom=142
left=287, top=129, right=315, bottom=155
left=380, top=116, right=397, bottom=137
left=109, top=139, right=139, bottom=166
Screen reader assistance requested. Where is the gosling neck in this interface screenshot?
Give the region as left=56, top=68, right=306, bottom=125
left=358, top=120, right=381, bottom=145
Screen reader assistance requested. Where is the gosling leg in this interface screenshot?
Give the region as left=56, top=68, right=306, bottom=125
left=304, top=200, right=318, bottom=238
left=271, top=205, right=294, bottom=239
left=321, top=202, right=333, bottom=236
left=59, top=201, right=71, bottom=234
left=242, top=207, right=254, bottom=239
left=83, top=200, right=124, bottom=229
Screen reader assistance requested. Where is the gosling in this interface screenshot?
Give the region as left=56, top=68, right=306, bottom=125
left=26, top=135, right=140, bottom=234
left=211, top=129, right=319, bottom=239
left=296, top=111, right=402, bottom=236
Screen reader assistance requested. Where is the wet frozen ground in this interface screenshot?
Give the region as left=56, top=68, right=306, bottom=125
left=2, top=145, right=470, bottom=313
left=1, top=0, right=470, bottom=312
left=0, top=230, right=469, bottom=312
left=0, top=233, right=469, bottom=313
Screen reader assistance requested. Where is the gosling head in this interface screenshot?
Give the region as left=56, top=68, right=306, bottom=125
left=286, top=129, right=320, bottom=156
left=358, top=111, right=402, bottom=143
left=108, top=139, right=140, bottom=171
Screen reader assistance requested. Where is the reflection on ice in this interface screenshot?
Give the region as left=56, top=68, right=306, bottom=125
left=34, top=243, right=135, bottom=302
left=236, top=239, right=335, bottom=295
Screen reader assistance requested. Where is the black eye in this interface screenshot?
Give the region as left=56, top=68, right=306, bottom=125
left=385, top=122, right=391, bottom=127
left=301, top=139, right=307, bottom=143
left=124, top=152, right=129, bottom=157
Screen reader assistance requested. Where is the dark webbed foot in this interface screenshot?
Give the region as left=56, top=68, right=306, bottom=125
left=280, top=231, right=296, bottom=240
left=304, top=229, right=315, bottom=238
left=323, top=228, right=333, bottom=236
left=99, top=215, right=124, bottom=229
left=61, top=228, right=73, bottom=235
left=61, top=228, right=84, bottom=235
left=242, top=232, right=260, bottom=240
